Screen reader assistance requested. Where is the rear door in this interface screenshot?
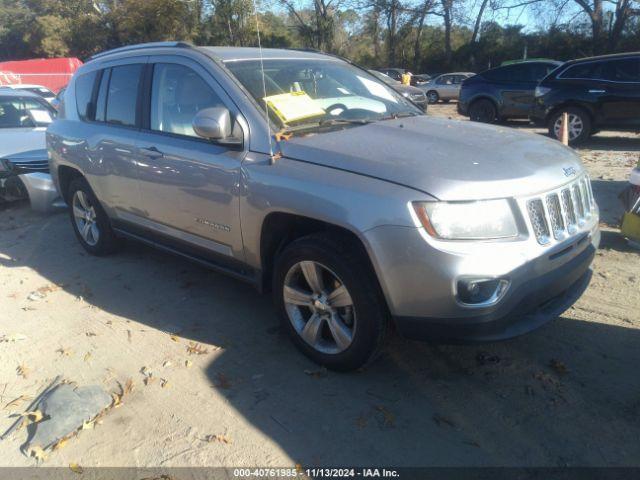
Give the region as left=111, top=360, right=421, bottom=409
left=598, top=57, right=640, bottom=128
left=76, top=59, right=147, bottom=217
left=134, top=55, right=246, bottom=259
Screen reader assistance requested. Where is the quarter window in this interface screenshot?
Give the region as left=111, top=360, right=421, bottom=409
left=75, top=70, right=99, bottom=121
left=603, top=58, right=640, bottom=82
left=105, top=64, right=143, bottom=127
left=150, top=63, right=223, bottom=138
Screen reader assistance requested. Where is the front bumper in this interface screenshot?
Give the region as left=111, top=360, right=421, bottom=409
left=394, top=242, right=594, bottom=342
left=18, top=172, right=65, bottom=212
left=363, top=212, right=599, bottom=343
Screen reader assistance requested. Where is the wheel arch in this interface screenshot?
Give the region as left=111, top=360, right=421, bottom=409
left=258, top=212, right=386, bottom=305
left=57, top=165, right=84, bottom=204
left=545, top=102, right=595, bottom=125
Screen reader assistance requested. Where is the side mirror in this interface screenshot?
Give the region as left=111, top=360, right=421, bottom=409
left=192, top=107, right=232, bottom=141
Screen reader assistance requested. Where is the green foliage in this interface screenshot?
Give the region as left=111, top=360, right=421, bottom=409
left=0, top=0, right=638, bottom=73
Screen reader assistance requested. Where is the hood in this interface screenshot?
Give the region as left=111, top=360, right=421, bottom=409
left=0, top=128, right=47, bottom=160
left=280, top=116, right=584, bottom=201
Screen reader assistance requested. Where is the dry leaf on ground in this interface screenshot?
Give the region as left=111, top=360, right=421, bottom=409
left=203, top=434, right=232, bottom=444
left=17, top=363, right=30, bottom=379
left=69, top=463, right=84, bottom=474
left=186, top=342, right=208, bottom=355
left=549, top=359, right=569, bottom=374
left=214, top=373, right=232, bottom=389
left=304, top=367, right=328, bottom=378
left=375, top=405, right=396, bottom=427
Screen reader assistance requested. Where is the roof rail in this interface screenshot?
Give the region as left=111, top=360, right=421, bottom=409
left=89, top=41, right=193, bottom=61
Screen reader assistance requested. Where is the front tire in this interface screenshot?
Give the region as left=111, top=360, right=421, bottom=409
left=68, top=177, right=121, bottom=255
left=426, top=91, right=439, bottom=104
left=469, top=99, right=497, bottom=123
left=273, top=232, right=389, bottom=371
left=548, top=107, right=591, bottom=145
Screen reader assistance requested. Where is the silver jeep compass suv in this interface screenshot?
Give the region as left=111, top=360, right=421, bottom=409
left=47, top=42, right=600, bottom=371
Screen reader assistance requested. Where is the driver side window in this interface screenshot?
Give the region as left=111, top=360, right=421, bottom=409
left=151, top=63, right=223, bottom=138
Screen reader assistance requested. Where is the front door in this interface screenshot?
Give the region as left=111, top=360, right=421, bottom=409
left=135, top=57, right=246, bottom=260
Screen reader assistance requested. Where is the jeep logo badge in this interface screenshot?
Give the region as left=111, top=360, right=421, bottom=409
left=563, top=166, right=577, bottom=177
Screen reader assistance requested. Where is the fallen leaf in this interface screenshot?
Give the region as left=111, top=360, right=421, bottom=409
left=355, top=415, right=368, bottom=429
left=185, top=360, right=193, bottom=368
left=160, top=378, right=170, bottom=389
left=69, top=463, right=84, bottom=474
left=3, top=394, right=31, bottom=410
left=127, top=330, right=132, bottom=342
left=83, top=352, right=92, bottom=362
left=123, top=378, right=134, bottom=395
left=170, top=334, right=180, bottom=343
left=375, top=405, right=395, bottom=427
left=22, top=410, right=44, bottom=424
left=204, top=434, right=232, bottom=444
left=549, top=359, right=569, bottom=374
left=81, top=420, right=94, bottom=430
left=110, top=392, right=122, bottom=408
left=162, top=360, right=172, bottom=367
left=144, top=376, right=156, bottom=386
left=52, top=438, right=68, bottom=451
left=17, top=363, right=30, bottom=379
left=29, top=445, right=47, bottom=461
left=214, top=373, right=232, bottom=389
left=304, top=367, right=328, bottom=378
left=85, top=332, right=97, bottom=337
left=56, top=347, right=73, bottom=357
left=186, top=342, right=208, bottom=355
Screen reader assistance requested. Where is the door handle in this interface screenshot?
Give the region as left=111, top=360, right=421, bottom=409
left=140, top=146, right=164, bottom=158
left=588, top=89, right=606, bottom=94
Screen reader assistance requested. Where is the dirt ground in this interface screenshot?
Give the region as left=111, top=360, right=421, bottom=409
left=0, top=103, right=639, bottom=469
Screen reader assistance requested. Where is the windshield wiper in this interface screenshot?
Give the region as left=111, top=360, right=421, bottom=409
left=377, top=111, right=421, bottom=121
left=318, top=118, right=372, bottom=126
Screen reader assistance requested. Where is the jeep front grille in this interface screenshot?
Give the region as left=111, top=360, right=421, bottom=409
left=526, top=176, right=595, bottom=245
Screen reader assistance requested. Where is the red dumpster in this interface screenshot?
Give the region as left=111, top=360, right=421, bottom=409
left=0, top=57, right=83, bottom=93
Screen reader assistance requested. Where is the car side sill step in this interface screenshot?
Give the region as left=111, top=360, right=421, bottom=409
left=113, top=228, right=259, bottom=287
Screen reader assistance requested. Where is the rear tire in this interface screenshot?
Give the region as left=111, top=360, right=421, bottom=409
left=426, top=91, right=439, bottom=104
left=68, top=177, right=121, bottom=256
left=273, top=232, right=389, bottom=371
left=469, top=99, right=497, bottom=123
left=548, top=107, right=592, bottom=145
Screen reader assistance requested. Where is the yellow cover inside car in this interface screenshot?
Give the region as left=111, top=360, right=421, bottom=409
left=263, top=91, right=325, bottom=123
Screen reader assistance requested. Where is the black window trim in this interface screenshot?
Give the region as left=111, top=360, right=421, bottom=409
left=556, top=57, right=640, bottom=84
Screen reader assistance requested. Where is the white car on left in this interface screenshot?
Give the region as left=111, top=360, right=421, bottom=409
left=0, top=83, right=57, bottom=103
left=0, top=89, right=63, bottom=211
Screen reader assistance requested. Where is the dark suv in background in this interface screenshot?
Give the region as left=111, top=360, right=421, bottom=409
left=532, top=52, right=640, bottom=144
left=458, top=60, right=561, bottom=122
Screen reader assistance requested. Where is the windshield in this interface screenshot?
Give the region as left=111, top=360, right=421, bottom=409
left=0, top=95, right=55, bottom=128
left=225, top=58, right=422, bottom=129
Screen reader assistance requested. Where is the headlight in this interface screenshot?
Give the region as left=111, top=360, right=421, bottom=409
left=534, top=86, right=551, bottom=97
left=412, top=200, right=519, bottom=240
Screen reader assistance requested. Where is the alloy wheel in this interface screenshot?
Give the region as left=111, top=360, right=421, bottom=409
left=427, top=92, right=439, bottom=103
left=283, top=260, right=356, bottom=354
left=72, top=190, right=100, bottom=246
left=554, top=113, right=584, bottom=141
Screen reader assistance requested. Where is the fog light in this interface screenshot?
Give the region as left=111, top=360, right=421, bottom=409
left=457, top=278, right=509, bottom=306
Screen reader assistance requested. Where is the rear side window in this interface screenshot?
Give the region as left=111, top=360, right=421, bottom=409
left=560, top=62, right=603, bottom=80
left=602, top=58, right=640, bottom=82
left=482, top=67, right=510, bottom=82
left=75, top=70, right=99, bottom=121
left=105, top=64, right=143, bottom=127
left=527, top=63, right=557, bottom=81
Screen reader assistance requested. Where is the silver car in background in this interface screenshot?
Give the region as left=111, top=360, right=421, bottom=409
left=0, top=89, right=62, bottom=211
left=47, top=43, right=599, bottom=371
left=421, top=72, right=475, bottom=104
left=368, top=70, right=428, bottom=111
